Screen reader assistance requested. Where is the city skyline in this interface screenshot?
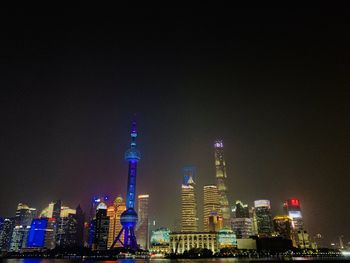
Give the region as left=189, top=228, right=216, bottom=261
left=1, top=7, right=349, bottom=248
left=0, top=137, right=346, bottom=247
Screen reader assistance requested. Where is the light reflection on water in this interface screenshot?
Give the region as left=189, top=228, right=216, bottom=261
left=2, top=258, right=348, bottom=262
left=0, top=259, right=249, bottom=263
left=2, top=260, right=246, bottom=263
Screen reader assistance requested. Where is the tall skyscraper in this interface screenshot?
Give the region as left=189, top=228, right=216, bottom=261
left=283, top=198, right=310, bottom=248
left=15, top=203, right=37, bottom=227
left=111, top=120, right=141, bottom=250
left=27, top=218, right=48, bottom=248
left=231, top=200, right=252, bottom=238
left=283, top=198, right=304, bottom=231
left=181, top=166, right=198, bottom=232
left=273, top=216, right=293, bottom=240
left=44, top=218, right=57, bottom=250
left=91, top=202, right=110, bottom=250
left=231, top=218, right=253, bottom=238
left=208, top=212, right=223, bottom=232
left=214, top=140, right=230, bottom=228
left=203, top=185, right=220, bottom=231
left=10, top=203, right=37, bottom=251
left=107, top=196, right=126, bottom=248
left=0, top=218, right=15, bottom=251
left=75, top=205, right=85, bottom=247
left=10, top=225, right=30, bottom=252
left=52, top=200, right=62, bottom=220
left=136, top=194, right=150, bottom=249
left=26, top=218, right=56, bottom=249
left=232, top=200, right=250, bottom=219
left=56, top=205, right=84, bottom=248
left=254, top=200, right=273, bottom=237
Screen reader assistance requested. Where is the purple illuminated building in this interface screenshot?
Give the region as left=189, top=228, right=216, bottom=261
left=111, top=120, right=141, bottom=250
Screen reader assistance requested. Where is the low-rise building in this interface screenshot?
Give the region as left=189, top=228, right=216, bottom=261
left=237, top=238, right=257, bottom=250
left=170, top=232, right=218, bottom=254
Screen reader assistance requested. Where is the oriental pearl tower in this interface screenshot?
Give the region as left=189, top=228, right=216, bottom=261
left=110, top=120, right=140, bottom=250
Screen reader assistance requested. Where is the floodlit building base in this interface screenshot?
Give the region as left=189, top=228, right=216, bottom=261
left=237, top=238, right=257, bottom=250
left=170, top=232, right=218, bottom=254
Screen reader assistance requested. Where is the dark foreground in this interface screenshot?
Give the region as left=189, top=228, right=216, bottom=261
left=1, top=257, right=350, bottom=262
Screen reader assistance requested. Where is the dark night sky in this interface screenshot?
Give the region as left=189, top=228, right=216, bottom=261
left=0, top=8, right=349, bottom=245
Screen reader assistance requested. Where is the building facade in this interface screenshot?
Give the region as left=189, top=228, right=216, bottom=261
left=181, top=167, right=198, bottom=232
left=283, top=198, right=304, bottom=231
left=56, top=205, right=84, bottom=248
left=136, top=194, right=150, bottom=249
left=254, top=200, right=273, bottom=237
left=283, top=198, right=310, bottom=248
left=91, top=203, right=110, bottom=250
left=0, top=218, right=15, bottom=251
left=231, top=218, right=253, bottom=239
left=203, top=185, right=220, bottom=231
left=208, top=213, right=223, bottom=232
left=150, top=228, right=171, bottom=254
left=107, top=196, right=126, bottom=248
left=170, top=232, right=218, bottom=254
left=232, top=200, right=250, bottom=219
left=15, top=203, right=37, bottom=227
left=273, top=216, right=293, bottom=240
left=10, top=225, right=30, bottom=252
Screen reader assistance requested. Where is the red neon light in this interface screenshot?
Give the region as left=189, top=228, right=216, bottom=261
left=290, top=199, right=299, bottom=206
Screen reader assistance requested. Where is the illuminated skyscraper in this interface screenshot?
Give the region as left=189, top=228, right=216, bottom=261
left=10, top=225, right=30, bottom=252
left=52, top=200, right=62, bottom=220
left=203, top=185, right=220, bottom=231
left=56, top=205, right=84, bottom=248
left=0, top=218, right=15, bottom=251
left=136, top=194, right=150, bottom=249
left=92, top=202, right=110, bottom=250
left=214, top=140, right=230, bottom=228
left=231, top=218, right=253, bottom=238
left=283, top=198, right=304, bottom=231
left=232, top=200, right=250, bottom=219
left=44, top=218, right=57, bottom=249
left=181, top=166, right=198, bottom=232
left=107, top=196, right=126, bottom=248
left=26, top=218, right=56, bottom=249
left=273, top=215, right=293, bottom=240
left=111, top=120, right=141, bottom=250
left=283, top=198, right=310, bottom=248
left=254, top=200, right=273, bottom=237
left=27, top=218, right=48, bottom=248
left=10, top=203, right=37, bottom=251
left=208, top=212, right=223, bottom=232
left=15, top=203, right=37, bottom=227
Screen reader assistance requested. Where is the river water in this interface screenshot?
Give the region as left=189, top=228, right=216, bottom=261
left=2, top=258, right=350, bottom=262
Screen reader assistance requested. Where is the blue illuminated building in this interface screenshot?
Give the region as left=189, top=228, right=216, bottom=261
left=27, top=218, right=48, bottom=248
left=182, top=166, right=196, bottom=185
left=111, top=120, right=141, bottom=250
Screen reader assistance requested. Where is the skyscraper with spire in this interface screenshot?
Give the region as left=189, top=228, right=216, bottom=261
left=214, top=140, right=231, bottom=228
left=181, top=166, right=198, bottom=232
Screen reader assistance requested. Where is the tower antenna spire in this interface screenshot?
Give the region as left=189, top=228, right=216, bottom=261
left=110, top=119, right=141, bottom=251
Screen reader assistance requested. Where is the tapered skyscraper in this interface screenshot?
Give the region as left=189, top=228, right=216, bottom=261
left=214, top=140, right=231, bottom=228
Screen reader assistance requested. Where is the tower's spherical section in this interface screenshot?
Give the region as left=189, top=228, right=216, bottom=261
left=124, top=148, right=141, bottom=161
left=120, top=208, right=138, bottom=228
